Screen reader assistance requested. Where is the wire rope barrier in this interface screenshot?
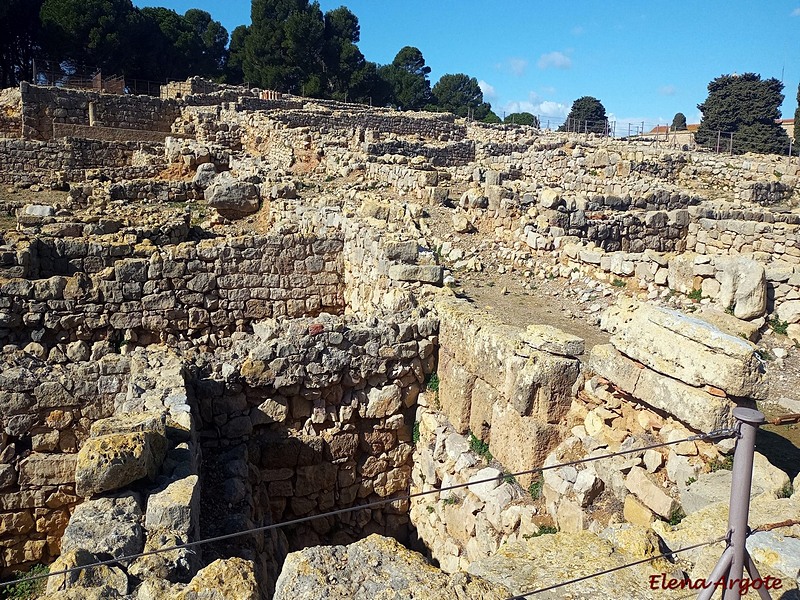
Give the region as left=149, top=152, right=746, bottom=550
left=0, top=427, right=738, bottom=590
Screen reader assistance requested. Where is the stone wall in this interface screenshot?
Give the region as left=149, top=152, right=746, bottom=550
left=435, top=298, right=582, bottom=489
left=0, top=349, right=121, bottom=573
left=461, top=127, right=799, bottom=207
left=52, top=122, right=192, bottom=144
left=409, top=406, right=541, bottom=573
left=192, top=311, right=438, bottom=556
left=20, top=84, right=182, bottom=141
left=0, top=232, right=345, bottom=348
left=271, top=109, right=467, bottom=142
left=364, top=140, right=475, bottom=167
left=0, top=88, right=22, bottom=139
left=0, top=138, right=162, bottom=185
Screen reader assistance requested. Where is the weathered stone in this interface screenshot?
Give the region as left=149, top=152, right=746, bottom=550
left=467, top=467, right=502, bottom=501
left=174, top=557, right=259, bottom=600
left=776, top=299, right=800, bottom=324
left=451, top=211, right=474, bottom=233
left=145, top=475, right=199, bottom=535
left=521, top=324, right=584, bottom=357
left=695, top=307, right=761, bottom=341
left=193, top=162, right=217, bottom=188
left=205, top=174, right=260, bottom=218
left=679, top=452, right=789, bottom=514
left=45, top=549, right=128, bottom=597
left=75, top=431, right=166, bottom=497
left=717, top=257, right=767, bottom=320
left=388, top=264, right=444, bottom=285
left=363, top=384, right=402, bottom=419
left=275, top=534, right=508, bottom=600
left=469, top=531, right=663, bottom=599
left=625, top=466, right=676, bottom=519
left=60, top=495, right=144, bottom=559
left=601, top=298, right=765, bottom=398
left=18, top=453, right=77, bottom=486
left=589, top=344, right=737, bottom=432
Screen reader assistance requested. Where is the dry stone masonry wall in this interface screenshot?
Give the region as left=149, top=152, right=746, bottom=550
left=0, top=77, right=799, bottom=598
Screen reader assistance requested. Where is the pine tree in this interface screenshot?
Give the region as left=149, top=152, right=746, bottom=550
left=695, top=73, right=789, bottom=155
left=558, top=96, right=607, bottom=134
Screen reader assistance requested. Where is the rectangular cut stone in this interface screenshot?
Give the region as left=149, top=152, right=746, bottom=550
left=18, top=453, right=77, bottom=486
left=603, top=298, right=765, bottom=398
left=521, top=324, right=584, bottom=357
left=589, top=343, right=741, bottom=432
left=625, top=466, right=676, bottom=519
left=388, top=264, right=443, bottom=285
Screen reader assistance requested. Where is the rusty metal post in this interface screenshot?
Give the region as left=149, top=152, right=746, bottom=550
left=697, top=407, right=768, bottom=600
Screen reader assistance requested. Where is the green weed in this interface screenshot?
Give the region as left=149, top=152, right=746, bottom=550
left=1, top=564, right=48, bottom=599
left=522, top=525, right=558, bottom=539
left=769, top=317, right=789, bottom=336
left=469, top=433, right=493, bottom=461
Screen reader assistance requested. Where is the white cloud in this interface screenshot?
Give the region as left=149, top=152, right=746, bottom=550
left=478, top=80, right=497, bottom=100
left=503, top=99, right=569, bottom=119
left=792, top=7, right=800, bottom=15
left=537, top=51, right=573, bottom=70
left=509, top=58, right=528, bottom=76
left=571, top=25, right=585, bottom=36
left=659, top=84, right=676, bottom=96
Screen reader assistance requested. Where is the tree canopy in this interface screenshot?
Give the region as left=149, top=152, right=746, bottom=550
left=378, top=46, right=432, bottom=110
left=0, top=0, right=497, bottom=119
left=430, top=73, right=493, bottom=120
left=558, top=96, right=607, bottom=133
left=40, top=0, right=139, bottom=74
left=504, top=112, right=539, bottom=127
left=794, top=82, right=799, bottom=151
left=0, top=0, right=43, bottom=88
left=695, top=73, right=789, bottom=155
left=671, top=112, right=687, bottom=131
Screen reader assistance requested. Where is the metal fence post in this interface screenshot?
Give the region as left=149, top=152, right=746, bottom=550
left=697, top=407, right=770, bottom=600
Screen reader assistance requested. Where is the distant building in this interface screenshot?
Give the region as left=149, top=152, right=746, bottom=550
left=646, top=120, right=794, bottom=146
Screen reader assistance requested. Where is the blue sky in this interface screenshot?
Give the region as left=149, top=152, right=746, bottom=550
left=133, top=1, right=800, bottom=131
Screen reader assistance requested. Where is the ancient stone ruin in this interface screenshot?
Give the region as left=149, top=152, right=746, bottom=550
left=0, top=77, right=799, bottom=598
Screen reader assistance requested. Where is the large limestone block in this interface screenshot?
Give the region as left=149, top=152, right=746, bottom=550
left=625, top=466, right=676, bottom=519
left=75, top=431, right=167, bottom=497
left=717, top=256, right=767, bottom=320
left=667, top=253, right=697, bottom=294
left=776, top=299, right=800, bottom=324
left=601, top=298, right=765, bottom=398
left=388, top=264, right=443, bottom=285
left=437, top=350, right=476, bottom=433
left=46, top=549, right=129, bottom=597
left=695, top=307, right=761, bottom=341
left=174, top=557, right=259, bottom=600
left=503, top=352, right=580, bottom=422
left=521, top=324, right=584, bottom=357
left=490, top=402, right=560, bottom=489
left=60, top=494, right=144, bottom=559
left=145, top=475, right=199, bottom=536
left=589, top=344, right=740, bottom=432
left=204, top=174, right=260, bottom=218
left=679, top=452, right=790, bottom=514
left=274, top=534, right=508, bottom=600
left=468, top=531, right=661, bottom=599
